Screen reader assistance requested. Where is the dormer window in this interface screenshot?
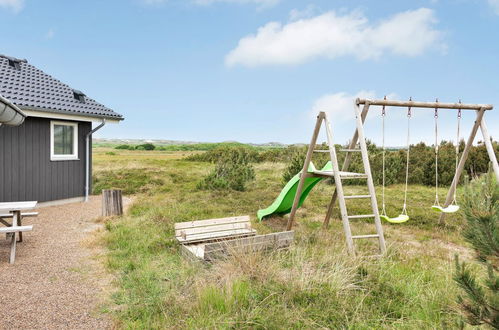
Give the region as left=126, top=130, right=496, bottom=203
left=72, top=90, right=85, bottom=103
left=8, top=59, right=21, bottom=70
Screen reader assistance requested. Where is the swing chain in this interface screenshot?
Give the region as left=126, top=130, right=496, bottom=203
left=382, top=95, right=386, bottom=116
left=407, top=96, right=412, bottom=117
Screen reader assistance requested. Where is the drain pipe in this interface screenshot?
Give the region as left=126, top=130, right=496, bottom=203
left=85, top=120, right=106, bottom=202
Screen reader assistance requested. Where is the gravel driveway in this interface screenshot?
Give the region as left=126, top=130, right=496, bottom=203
left=0, top=196, right=123, bottom=329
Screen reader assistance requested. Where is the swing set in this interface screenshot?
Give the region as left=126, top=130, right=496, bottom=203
left=285, top=97, right=498, bottom=255
left=379, top=98, right=465, bottom=223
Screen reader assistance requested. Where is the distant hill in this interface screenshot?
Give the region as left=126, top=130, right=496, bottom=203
left=94, top=138, right=287, bottom=148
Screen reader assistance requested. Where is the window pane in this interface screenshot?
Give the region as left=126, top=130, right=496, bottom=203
left=53, top=124, right=74, bottom=155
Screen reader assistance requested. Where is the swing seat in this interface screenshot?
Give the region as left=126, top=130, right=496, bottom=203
left=380, top=214, right=410, bottom=224
left=431, top=204, right=460, bottom=213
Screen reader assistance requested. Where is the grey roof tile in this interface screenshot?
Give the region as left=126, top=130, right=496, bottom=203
left=0, top=55, right=123, bottom=120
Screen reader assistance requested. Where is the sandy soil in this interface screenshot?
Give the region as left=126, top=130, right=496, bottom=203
left=0, top=196, right=128, bottom=330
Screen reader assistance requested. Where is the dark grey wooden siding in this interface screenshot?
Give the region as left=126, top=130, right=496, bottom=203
left=0, top=117, right=91, bottom=202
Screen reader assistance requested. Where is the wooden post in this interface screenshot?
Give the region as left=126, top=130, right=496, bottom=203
left=102, top=189, right=123, bottom=216
left=438, top=109, right=486, bottom=225
left=479, top=119, right=499, bottom=182
left=286, top=112, right=324, bottom=231
left=323, top=103, right=370, bottom=228
left=9, top=211, right=19, bottom=264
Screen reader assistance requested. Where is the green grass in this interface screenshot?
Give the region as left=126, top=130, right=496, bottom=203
left=93, top=148, right=470, bottom=328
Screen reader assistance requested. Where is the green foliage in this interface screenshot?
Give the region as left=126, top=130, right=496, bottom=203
left=198, top=147, right=256, bottom=191
left=187, top=145, right=259, bottom=163
left=136, top=143, right=156, bottom=150
left=461, top=171, right=499, bottom=265
left=105, top=151, right=117, bottom=156
left=282, top=145, right=329, bottom=183
left=115, top=144, right=133, bottom=150
left=454, top=171, right=499, bottom=328
left=92, top=168, right=164, bottom=194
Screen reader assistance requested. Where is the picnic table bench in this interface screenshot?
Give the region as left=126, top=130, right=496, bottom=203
left=0, top=201, right=37, bottom=264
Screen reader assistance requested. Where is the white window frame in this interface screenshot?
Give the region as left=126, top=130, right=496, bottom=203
left=50, top=121, right=79, bottom=161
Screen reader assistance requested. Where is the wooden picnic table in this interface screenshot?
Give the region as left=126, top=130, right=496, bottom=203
left=0, top=201, right=37, bottom=264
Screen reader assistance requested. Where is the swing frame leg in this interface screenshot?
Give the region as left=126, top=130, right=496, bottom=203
left=438, top=108, right=486, bottom=225
left=480, top=119, right=499, bottom=182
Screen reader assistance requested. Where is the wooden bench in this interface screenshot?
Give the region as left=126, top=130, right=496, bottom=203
left=175, top=215, right=294, bottom=262
left=0, top=212, right=38, bottom=218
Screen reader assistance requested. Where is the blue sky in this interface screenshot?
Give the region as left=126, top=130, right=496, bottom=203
left=1, top=0, right=498, bottom=145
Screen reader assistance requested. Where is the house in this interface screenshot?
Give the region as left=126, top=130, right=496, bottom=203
left=0, top=55, right=124, bottom=205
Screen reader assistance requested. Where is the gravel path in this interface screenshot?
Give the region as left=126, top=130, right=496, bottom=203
left=0, top=196, right=124, bottom=329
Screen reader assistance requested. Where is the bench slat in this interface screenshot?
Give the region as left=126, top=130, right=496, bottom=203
left=176, top=229, right=256, bottom=244
left=0, top=212, right=38, bottom=218
left=0, top=225, right=33, bottom=233
left=174, top=216, right=250, bottom=230
left=175, top=222, right=251, bottom=238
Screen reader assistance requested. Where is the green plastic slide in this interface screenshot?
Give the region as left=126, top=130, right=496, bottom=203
left=257, top=161, right=333, bottom=221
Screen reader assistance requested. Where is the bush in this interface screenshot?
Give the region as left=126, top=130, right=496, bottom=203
left=115, top=144, right=133, bottom=150
left=136, top=143, right=156, bottom=151
left=282, top=145, right=329, bottom=184
left=198, top=148, right=256, bottom=191
left=454, top=171, right=498, bottom=328
left=188, top=145, right=259, bottom=163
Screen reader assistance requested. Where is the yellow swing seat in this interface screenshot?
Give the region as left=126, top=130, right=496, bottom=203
left=431, top=204, right=460, bottom=213
left=380, top=214, right=410, bottom=224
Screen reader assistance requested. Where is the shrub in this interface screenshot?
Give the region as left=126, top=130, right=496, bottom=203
left=136, top=143, right=156, bottom=151
left=93, top=168, right=164, bottom=194
left=115, top=144, right=133, bottom=150
left=454, top=171, right=498, bottom=328
left=198, top=148, right=256, bottom=191
left=188, top=145, right=259, bottom=163
left=282, top=145, right=329, bottom=184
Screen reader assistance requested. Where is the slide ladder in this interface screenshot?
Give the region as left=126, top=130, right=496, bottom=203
left=286, top=110, right=386, bottom=256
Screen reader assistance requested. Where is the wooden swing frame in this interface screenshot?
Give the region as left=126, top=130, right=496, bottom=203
left=328, top=98, right=498, bottom=226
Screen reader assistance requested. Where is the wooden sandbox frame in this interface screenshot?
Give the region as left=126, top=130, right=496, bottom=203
left=175, top=216, right=294, bottom=262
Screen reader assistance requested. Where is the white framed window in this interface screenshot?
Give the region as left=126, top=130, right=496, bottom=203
left=50, top=121, right=78, bottom=161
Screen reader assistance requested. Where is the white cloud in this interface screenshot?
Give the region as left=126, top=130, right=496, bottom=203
left=311, top=91, right=376, bottom=121
left=226, top=8, right=444, bottom=67
left=489, top=0, right=499, bottom=14
left=289, top=5, right=319, bottom=21
left=0, top=0, right=24, bottom=12
left=194, top=0, right=280, bottom=8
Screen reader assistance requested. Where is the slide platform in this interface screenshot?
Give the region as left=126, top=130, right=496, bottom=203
left=257, top=161, right=332, bottom=220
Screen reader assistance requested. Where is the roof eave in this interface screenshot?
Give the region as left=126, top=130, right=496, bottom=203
left=19, top=106, right=124, bottom=122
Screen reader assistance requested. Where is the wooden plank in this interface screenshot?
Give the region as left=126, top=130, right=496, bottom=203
left=175, top=222, right=251, bottom=238
left=310, top=170, right=367, bottom=179
left=344, top=195, right=371, bottom=199
left=0, top=212, right=38, bottom=218
left=347, top=214, right=375, bottom=220
left=0, top=225, right=33, bottom=233
left=176, top=229, right=257, bottom=244
left=175, top=216, right=250, bottom=230
left=357, top=98, right=493, bottom=110
left=352, top=234, right=379, bottom=239
left=203, top=231, right=294, bottom=261
left=0, top=201, right=37, bottom=212
left=479, top=118, right=499, bottom=182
